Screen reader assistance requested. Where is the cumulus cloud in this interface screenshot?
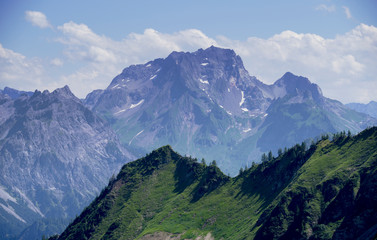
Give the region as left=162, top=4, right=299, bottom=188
left=342, top=6, right=352, bottom=19
left=0, top=43, right=45, bottom=90
left=316, top=4, right=336, bottom=12
left=25, top=11, right=52, bottom=29
left=51, top=58, right=63, bottom=66
left=57, top=22, right=216, bottom=65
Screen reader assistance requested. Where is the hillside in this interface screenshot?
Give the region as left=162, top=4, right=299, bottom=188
left=55, top=127, right=377, bottom=240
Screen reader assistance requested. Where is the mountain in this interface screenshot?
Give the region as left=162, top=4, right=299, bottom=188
left=0, top=87, right=34, bottom=99
left=0, top=86, right=133, bottom=239
left=55, top=127, right=377, bottom=240
left=347, top=101, right=377, bottom=118
left=255, top=72, right=374, bottom=152
left=85, top=46, right=376, bottom=175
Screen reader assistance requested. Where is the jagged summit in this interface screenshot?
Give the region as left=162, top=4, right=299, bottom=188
left=0, top=86, right=33, bottom=99
left=168, top=46, right=237, bottom=59
left=273, top=72, right=323, bottom=102
left=52, top=85, right=76, bottom=98
left=26, top=86, right=76, bottom=101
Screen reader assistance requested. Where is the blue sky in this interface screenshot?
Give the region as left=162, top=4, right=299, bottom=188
left=0, top=0, right=377, bottom=103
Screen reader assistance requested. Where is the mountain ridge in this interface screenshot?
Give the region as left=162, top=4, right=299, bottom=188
left=0, top=87, right=34, bottom=100
left=0, top=86, right=133, bottom=239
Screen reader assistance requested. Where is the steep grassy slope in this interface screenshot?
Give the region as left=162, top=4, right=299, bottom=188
left=55, top=127, right=377, bottom=240
left=256, top=127, right=377, bottom=239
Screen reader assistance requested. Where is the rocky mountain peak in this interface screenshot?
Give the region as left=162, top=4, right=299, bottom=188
left=167, top=46, right=243, bottom=72
left=273, top=72, right=323, bottom=102
left=87, top=46, right=258, bottom=115
left=0, top=87, right=33, bottom=99
left=31, top=86, right=79, bottom=104
left=52, top=85, right=75, bottom=98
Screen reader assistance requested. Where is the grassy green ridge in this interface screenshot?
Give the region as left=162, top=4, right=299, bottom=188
left=54, top=127, right=377, bottom=240
left=256, top=127, right=377, bottom=239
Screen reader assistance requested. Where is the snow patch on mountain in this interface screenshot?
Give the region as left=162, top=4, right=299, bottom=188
left=0, top=203, right=26, bottom=223
left=129, top=130, right=144, bottom=145
left=0, top=186, right=17, bottom=203
left=240, top=91, right=245, bottom=106
left=243, top=128, right=251, bottom=133
left=114, top=109, right=126, bottom=115
left=130, top=99, right=144, bottom=109
left=199, top=79, right=209, bottom=84
left=14, top=188, right=44, bottom=217
left=115, top=99, right=145, bottom=114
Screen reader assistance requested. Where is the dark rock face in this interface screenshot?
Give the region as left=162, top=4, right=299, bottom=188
left=0, top=86, right=132, bottom=239
left=85, top=46, right=376, bottom=175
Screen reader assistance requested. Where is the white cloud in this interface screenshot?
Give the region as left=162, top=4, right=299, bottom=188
left=331, top=55, right=364, bottom=74
left=342, top=6, right=352, bottom=19
left=0, top=43, right=45, bottom=89
left=51, top=58, right=63, bottom=66
left=25, top=11, right=52, bottom=29
left=316, top=4, right=336, bottom=12
left=57, top=23, right=216, bottom=64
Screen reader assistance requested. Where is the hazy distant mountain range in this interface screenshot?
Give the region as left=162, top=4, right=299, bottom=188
left=0, top=46, right=376, bottom=239
left=346, top=101, right=377, bottom=119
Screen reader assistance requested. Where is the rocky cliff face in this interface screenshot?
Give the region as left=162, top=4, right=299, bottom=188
left=0, top=86, right=133, bottom=239
left=85, top=46, right=376, bottom=175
